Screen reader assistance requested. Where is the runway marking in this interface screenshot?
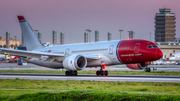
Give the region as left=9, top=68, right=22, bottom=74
left=0, top=75, right=180, bottom=82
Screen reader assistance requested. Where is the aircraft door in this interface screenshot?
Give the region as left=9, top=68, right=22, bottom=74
left=109, top=45, right=114, bottom=55
left=65, top=49, right=70, bottom=56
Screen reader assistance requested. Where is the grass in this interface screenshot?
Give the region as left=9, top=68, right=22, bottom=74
left=1, top=91, right=180, bottom=101
left=1, top=70, right=180, bottom=76
left=0, top=79, right=180, bottom=100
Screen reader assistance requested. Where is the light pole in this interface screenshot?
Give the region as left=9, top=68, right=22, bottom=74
left=14, top=35, right=17, bottom=47
left=86, top=29, right=92, bottom=42
left=128, top=31, right=131, bottom=39
left=34, top=29, right=38, bottom=35
left=119, top=30, right=123, bottom=40
left=150, top=32, right=151, bottom=41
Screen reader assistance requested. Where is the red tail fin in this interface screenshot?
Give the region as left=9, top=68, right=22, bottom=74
left=17, top=16, right=25, bottom=21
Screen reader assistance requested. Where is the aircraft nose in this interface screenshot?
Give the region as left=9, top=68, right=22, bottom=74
left=155, top=49, right=163, bottom=60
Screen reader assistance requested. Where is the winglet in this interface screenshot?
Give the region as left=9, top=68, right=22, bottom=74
left=17, top=16, right=25, bottom=21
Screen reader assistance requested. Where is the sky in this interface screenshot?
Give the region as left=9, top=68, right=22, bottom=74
left=0, top=0, right=180, bottom=44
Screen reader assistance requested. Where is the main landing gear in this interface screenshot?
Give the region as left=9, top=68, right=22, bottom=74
left=65, top=71, right=78, bottom=76
left=96, top=66, right=108, bottom=76
left=144, top=67, right=151, bottom=72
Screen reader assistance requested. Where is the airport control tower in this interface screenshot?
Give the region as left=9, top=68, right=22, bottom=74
left=155, top=8, right=176, bottom=42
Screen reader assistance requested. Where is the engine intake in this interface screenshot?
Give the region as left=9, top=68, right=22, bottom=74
left=63, top=54, right=87, bottom=70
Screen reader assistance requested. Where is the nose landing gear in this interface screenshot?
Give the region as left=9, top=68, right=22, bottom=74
left=144, top=67, right=151, bottom=72
left=96, top=66, right=108, bottom=76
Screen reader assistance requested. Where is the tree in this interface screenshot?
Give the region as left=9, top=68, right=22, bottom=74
left=15, top=44, right=18, bottom=47
left=3, top=45, right=6, bottom=48
left=10, top=44, right=14, bottom=48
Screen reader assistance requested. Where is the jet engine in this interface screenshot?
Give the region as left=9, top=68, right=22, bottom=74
left=63, top=54, right=87, bottom=70
left=126, top=62, right=149, bottom=70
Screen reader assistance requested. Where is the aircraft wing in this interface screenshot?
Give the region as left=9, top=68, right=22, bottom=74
left=0, top=48, right=100, bottom=62
left=0, top=48, right=64, bottom=59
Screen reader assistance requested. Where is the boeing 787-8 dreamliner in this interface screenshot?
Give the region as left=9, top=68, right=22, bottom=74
left=0, top=16, right=163, bottom=76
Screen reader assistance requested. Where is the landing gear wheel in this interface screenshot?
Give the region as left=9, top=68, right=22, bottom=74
left=144, top=68, right=151, bottom=72
left=96, top=71, right=100, bottom=76
left=104, top=71, right=108, bottom=76
left=74, top=71, right=77, bottom=76
left=65, top=71, right=78, bottom=76
left=100, top=71, right=104, bottom=76
left=69, top=71, right=73, bottom=76
left=65, top=71, right=69, bottom=76
left=96, top=66, right=109, bottom=76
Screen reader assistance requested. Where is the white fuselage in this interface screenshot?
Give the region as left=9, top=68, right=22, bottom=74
left=26, top=40, right=121, bottom=69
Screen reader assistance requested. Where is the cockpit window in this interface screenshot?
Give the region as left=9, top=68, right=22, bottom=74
left=147, top=45, right=152, bottom=48
left=152, top=45, right=158, bottom=48
left=147, top=45, right=159, bottom=49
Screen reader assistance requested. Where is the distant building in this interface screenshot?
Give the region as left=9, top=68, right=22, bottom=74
left=175, top=38, right=180, bottom=43
left=128, top=31, right=135, bottom=39
left=108, top=32, right=111, bottom=41
left=38, top=32, right=42, bottom=41
left=154, top=8, right=176, bottom=42
left=157, top=42, right=180, bottom=58
left=6, top=32, right=10, bottom=48
left=95, top=30, right=99, bottom=42
left=0, top=37, right=20, bottom=49
left=52, top=30, right=57, bottom=45
left=60, top=32, right=64, bottom=45
left=84, top=32, right=88, bottom=43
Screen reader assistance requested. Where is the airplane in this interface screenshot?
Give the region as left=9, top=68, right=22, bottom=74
left=169, top=52, right=180, bottom=65
left=0, top=16, right=163, bottom=76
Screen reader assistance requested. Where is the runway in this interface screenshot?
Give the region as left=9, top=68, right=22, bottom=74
left=0, top=73, right=180, bottom=83
left=0, top=63, right=180, bottom=71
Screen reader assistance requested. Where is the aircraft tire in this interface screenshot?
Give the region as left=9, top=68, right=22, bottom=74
left=100, top=71, right=104, bottom=76
left=96, top=71, right=100, bottom=76
left=69, top=71, right=73, bottom=76
left=144, top=68, right=148, bottom=72
left=144, top=68, right=151, bottom=72
left=74, top=71, right=77, bottom=76
left=65, top=71, right=69, bottom=76
left=105, top=71, right=108, bottom=76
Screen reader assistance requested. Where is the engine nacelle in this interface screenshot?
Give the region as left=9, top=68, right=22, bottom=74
left=126, top=62, right=148, bottom=70
left=63, top=54, right=87, bottom=70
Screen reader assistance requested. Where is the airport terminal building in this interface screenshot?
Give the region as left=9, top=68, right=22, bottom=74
left=157, top=42, right=180, bottom=59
